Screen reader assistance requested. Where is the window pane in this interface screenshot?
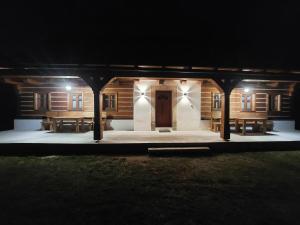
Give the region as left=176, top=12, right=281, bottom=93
left=269, top=95, right=273, bottom=111
left=41, top=94, right=47, bottom=110
left=103, top=95, right=110, bottom=110
left=241, top=96, right=245, bottom=110
left=78, top=95, right=82, bottom=110
left=213, top=93, right=221, bottom=110
left=214, top=94, right=217, bottom=108
left=103, top=94, right=117, bottom=111
left=72, top=95, right=77, bottom=110
left=111, top=95, right=116, bottom=109
left=246, top=96, right=251, bottom=110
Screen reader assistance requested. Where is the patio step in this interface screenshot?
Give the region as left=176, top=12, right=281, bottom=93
left=148, top=146, right=210, bottom=155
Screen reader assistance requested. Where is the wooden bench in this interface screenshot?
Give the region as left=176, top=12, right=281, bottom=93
left=210, top=110, right=221, bottom=132
left=233, top=112, right=268, bottom=134
left=209, top=111, right=272, bottom=134
left=42, top=111, right=107, bottom=132
left=266, top=120, right=274, bottom=131
left=210, top=111, right=240, bottom=132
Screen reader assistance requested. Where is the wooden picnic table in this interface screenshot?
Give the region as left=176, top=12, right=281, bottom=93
left=234, top=117, right=267, bottom=135
left=50, top=116, right=85, bottom=133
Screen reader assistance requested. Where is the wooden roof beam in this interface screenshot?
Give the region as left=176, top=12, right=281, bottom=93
left=2, top=78, right=23, bottom=85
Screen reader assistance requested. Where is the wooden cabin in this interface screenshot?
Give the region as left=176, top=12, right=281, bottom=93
left=0, top=65, right=299, bottom=140
left=1, top=77, right=295, bottom=132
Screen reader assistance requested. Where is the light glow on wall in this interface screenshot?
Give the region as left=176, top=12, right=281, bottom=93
left=244, top=87, right=250, bottom=93
left=178, top=84, right=191, bottom=104
left=65, top=85, right=72, bottom=91
left=135, top=82, right=151, bottom=105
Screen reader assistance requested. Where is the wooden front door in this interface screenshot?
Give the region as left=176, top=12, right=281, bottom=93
left=155, top=91, right=172, bottom=127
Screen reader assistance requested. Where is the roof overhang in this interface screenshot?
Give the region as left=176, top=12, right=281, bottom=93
left=1, top=64, right=300, bottom=81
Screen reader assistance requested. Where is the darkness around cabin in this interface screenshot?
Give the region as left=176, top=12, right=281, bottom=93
left=0, top=1, right=300, bottom=68
left=1, top=3, right=300, bottom=225
left=1, top=1, right=300, bottom=129
left=0, top=83, right=17, bottom=131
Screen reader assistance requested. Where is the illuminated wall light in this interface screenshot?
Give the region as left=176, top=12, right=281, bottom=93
left=181, top=91, right=190, bottom=104
left=65, top=85, right=72, bottom=91
left=183, top=92, right=188, bottom=97
left=244, top=87, right=250, bottom=93
left=242, top=68, right=251, bottom=72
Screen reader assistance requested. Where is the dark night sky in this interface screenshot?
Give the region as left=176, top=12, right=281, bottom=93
left=1, top=1, right=300, bottom=69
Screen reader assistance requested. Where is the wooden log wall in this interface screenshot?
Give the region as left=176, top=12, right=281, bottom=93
left=48, top=92, right=69, bottom=111
left=201, top=80, right=293, bottom=120
left=12, top=78, right=294, bottom=121
left=102, top=80, right=134, bottom=119
left=16, top=79, right=134, bottom=119
left=18, top=86, right=92, bottom=117
left=19, top=92, right=35, bottom=113
left=201, top=80, right=219, bottom=119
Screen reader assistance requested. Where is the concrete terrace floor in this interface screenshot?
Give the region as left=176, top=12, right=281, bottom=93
left=0, top=129, right=300, bottom=143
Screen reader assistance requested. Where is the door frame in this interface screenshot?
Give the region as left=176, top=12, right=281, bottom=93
left=155, top=90, right=172, bottom=127
left=151, top=83, right=177, bottom=130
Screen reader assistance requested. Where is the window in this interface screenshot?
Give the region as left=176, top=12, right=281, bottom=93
left=34, top=93, right=48, bottom=111
left=212, top=93, right=221, bottom=110
left=103, top=93, right=117, bottom=111
left=269, top=94, right=281, bottom=112
left=241, top=94, right=255, bottom=112
left=70, top=93, right=83, bottom=111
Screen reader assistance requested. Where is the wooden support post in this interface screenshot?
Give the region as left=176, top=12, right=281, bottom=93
left=80, top=73, right=113, bottom=141
left=213, top=78, right=241, bottom=141
left=93, top=89, right=101, bottom=141
left=221, top=90, right=231, bottom=140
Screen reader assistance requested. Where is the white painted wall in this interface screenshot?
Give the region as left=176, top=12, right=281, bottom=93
left=199, top=120, right=210, bottom=130
left=14, top=119, right=42, bottom=131
left=273, top=120, right=295, bottom=131
left=106, top=119, right=134, bottom=131
left=133, top=80, right=202, bottom=131
left=14, top=118, right=134, bottom=131
left=176, top=80, right=201, bottom=130
left=133, top=80, right=157, bottom=131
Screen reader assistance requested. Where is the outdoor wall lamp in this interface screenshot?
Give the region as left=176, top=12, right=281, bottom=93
left=244, top=87, right=250, bottom=93
left=65, top=85, right=72, bottom=91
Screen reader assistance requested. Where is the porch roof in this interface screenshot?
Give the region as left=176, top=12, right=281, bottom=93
left=1, top=64, right=300, bottom=81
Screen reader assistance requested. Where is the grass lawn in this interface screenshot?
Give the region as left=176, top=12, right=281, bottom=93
left=0, top=151, right=299, bottom=225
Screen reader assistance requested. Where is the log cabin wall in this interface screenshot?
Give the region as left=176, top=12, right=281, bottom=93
left=201, top=80, right=220, bottom=119
left=102, top=80, right=134, bottom=119
left=201, top=80, right=293, bottom=120
left=11, top=78, right=294, bottom=121
left=17, top=86, right=93, bottom=117
left=16, top=79, right=134, bottom=120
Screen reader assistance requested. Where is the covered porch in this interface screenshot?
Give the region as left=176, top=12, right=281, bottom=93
left=1, top=64, right=300, bottom=144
